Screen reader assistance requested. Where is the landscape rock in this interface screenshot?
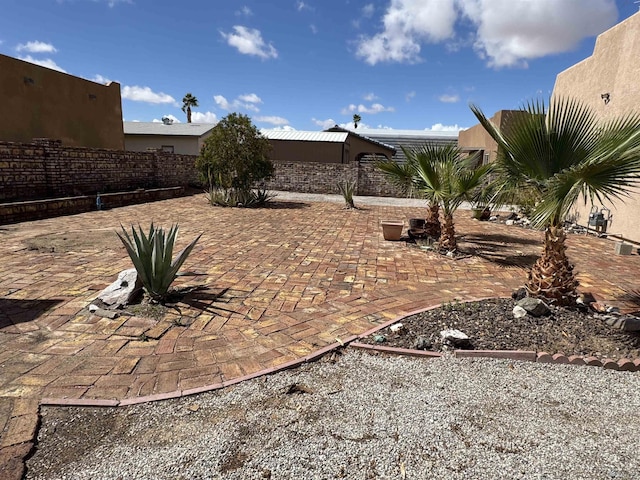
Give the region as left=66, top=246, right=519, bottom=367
left=517, top=297, right=551, bottom=317
left=96, top=268, right=142, bottom=309
left=505, top=219, right=515, bottom=226
left=601, top=314, right=640, bottom=332
left=91, top=307, right=119, bottom=319
left=511, top=287, right=527, bottom=301
left=513, top=305, right=527, bottom=319
left=414, top=335, right=432, bottom=350
left=440, top=329, right=471, bottom=348
left=389, top=323, right=403, bottom=333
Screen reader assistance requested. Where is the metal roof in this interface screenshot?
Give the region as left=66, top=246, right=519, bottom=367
left=326, top=127, right=458, bottom=163
left=123, top=122, right=215, bottom=137
left=354, top=128, right=460, bottom=138
left=261, top=130, right=349, bottom=143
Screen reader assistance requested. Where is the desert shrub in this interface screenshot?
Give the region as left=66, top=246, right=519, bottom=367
left=196, top=113, right=273, bottom=206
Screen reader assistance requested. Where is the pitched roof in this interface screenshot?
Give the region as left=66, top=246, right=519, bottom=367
left=123, top=122, right=215, bottom=137
left=326, top=126, right=457, bottom=163
left=261, top=130, right=348, bottom=143
left=261, top=128, right=396, bottom=154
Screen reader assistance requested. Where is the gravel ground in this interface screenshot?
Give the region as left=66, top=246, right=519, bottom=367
left=26, top=350, right=640, bottom=480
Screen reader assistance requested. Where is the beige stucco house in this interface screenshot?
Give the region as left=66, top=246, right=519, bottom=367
left=261, top=129, right=396, bottom=163
left=123, top=121, right=215, bottom=155
left=0, top=54, right=124, bottom=149
left=553, top=11, right=640, bottom=243
left=458, top=110, right=530, bottom=165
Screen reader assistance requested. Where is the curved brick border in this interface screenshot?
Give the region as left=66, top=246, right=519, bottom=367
left=351, top=299, right=640, bottom=373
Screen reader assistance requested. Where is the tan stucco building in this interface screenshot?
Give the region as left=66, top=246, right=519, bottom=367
left=124, top=121, right=215, bottom=155
left=458, top=110, right=530, bottom=165
left=0, top=54, right=124, bottom=149
left=262, top=129, right=396, bottom=163
left=552, top=11, right=640, bottom=243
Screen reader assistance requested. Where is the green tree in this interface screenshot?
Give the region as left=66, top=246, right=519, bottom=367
left=353, top=114, right=361, bottom=129
left=196, top=113, right=273, bottom=202
left=182, top=93, right=199, bottom=123
left=376, top=143, right=488, bottom=250
left=471, top=97, right=640, bottom=305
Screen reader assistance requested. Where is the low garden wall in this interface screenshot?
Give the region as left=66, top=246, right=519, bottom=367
left=0, top=138, right=405, bottom=223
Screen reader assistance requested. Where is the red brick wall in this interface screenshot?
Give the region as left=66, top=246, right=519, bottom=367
left=0, top=139, right=199, bottom=202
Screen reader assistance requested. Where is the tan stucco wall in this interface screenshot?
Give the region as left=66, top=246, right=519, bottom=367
left=125, top=135, right=203, bottom=156
left=553, top=11, right=640, bottom=243
left=0, top=54, right=124, bottom=149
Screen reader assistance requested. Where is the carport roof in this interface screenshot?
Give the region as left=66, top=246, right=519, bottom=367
left=262, top=128, right=396, bottom=153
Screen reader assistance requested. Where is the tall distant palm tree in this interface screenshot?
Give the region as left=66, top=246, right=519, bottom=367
left=471, top=97, right=640, bottom=305
left=376, top=143, right=488, bottom=249
left=353, top=114, right=361, bottom=129
left=182, top=93, right=199, bottom=123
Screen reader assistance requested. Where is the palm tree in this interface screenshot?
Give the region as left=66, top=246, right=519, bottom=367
left=412, top=144, right=488, bottom=252
left=182, top=93, right=199, bottom=123
left=353, top=114, right=361, bottom=129
left=376, top=143, right=488, bottom=248
left=471, top=97, right=640, bottom=305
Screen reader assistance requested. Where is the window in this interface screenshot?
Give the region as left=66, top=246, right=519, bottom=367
left=161, top=145, right=174, bottom=153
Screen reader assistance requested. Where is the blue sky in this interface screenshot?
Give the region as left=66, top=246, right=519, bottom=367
left=2, top=0, right=639, bottom=132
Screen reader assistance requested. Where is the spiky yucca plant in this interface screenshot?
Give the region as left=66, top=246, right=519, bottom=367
left=117, top=223, right=202, bottom=303
left=337, top=180, right=357, bottom=208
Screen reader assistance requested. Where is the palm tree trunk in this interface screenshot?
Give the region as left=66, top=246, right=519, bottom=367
left=526, top=225, right=578, bottom=306
left=440, top=213, right=456, bottom=252
left=187, top=106, right=192, bottom=123
left=425, top=202, right=441, bottom=239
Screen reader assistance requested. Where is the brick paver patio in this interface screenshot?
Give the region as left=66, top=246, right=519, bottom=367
left=1, top=193, right=639, bottom=477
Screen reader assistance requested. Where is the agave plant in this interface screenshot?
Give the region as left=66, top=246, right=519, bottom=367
left=117, top=223, right=202, bottom=303
left=337, top=179, right=357, bottom=209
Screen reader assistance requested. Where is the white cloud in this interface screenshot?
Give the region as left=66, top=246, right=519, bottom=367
left=405, top=90, right=416, bottom=102
left=16, top=41, right=57, bottom=53
left=312, top=117, right=338, bottom=130
left=362, top=4, right=375, bottom=17
left=191, top=111, right=218, bottom=123
left=220, top=26, right=278, bottom=60
left=430, top=123, right=464, bottom=132
left=458, top=0, right=618, bottom=67
left=310, top=24, right=318, bottom=34
left=91, top=74, right=112, bottom=85
left=236, top=6, right=252, bottom=16
left=255, top=115, right=289, bottom=126
left=18, top=55, right=66, bottom=72
left=355, top=0, right=458, bottom=65
left=355, top=0, right=617, bottom=67
left=296, top=1, right=313, bottom=12
left=214, top=93, right=263, bottom=112
left=363, top=92, right=378, bottom=101
left=341, top=103, right=395, bottom=115
left=153, top=114, right=181, bottom=123
left=122, top=85, right=176, bottom=105
left=438, top=93, right=460, bottom=103
left=238, top=93, right=262, bottom=104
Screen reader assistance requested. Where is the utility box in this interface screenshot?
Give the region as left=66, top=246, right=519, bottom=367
left=614, top=241, right=633, bottom=255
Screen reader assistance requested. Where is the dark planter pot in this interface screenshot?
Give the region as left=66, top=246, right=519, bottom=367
left=409, top=218, right=426, bottom=229
left=472, top=207, right=491, bottom=221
